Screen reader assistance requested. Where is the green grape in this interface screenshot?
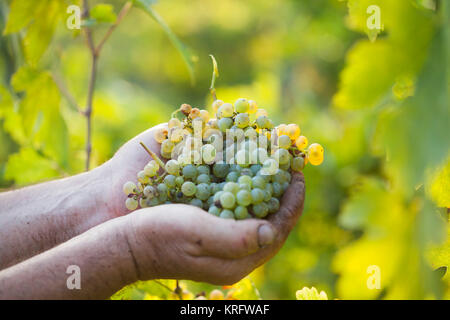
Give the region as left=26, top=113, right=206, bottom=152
left=209, top=205, right=221, bottom=216
left=139, top=197, right=148, bottom=208
left=252, top=176, right=267, bottom=189
left=211, top=183, right=221, bottom=194
left=125, top=198, right=138, bottom=211
left=241, top=168, right=253, bottom=176
left=236, top=189, right=252, bottom=206
left=235, top=98, right=250, bottom=113
left=279, top=161, right=291, bottom=171
left=282, top=181, right=289, bottom=191
left=238, top=175, right=252, bottom=186
left=268, top=197, right=280, bottom=214
left=256, top=115, right=268, bottom=129
left=143, top=185, right=156, bottom=198
left=190, top=198, right=203, bottom=208
left=157, top=183, right=168, bottom=195
left=148, top=197, right=160, bottom=207
left=220, top=209, right=235, bottom=219
left=161, top=139, right=175, bottom=154
left=196, top=183, right=211, bottom=201
left=220, top=191, right=236, bottom=209
left=197, top=165, right=210, bottom=175
left=213, top=163, right=229, bottom=178
left=137, top=170, right=149, bottom=183
left=251, top=188, right=265, bottom=204
left=265, top=183, right=274, bottom=197
left=164, top=175, right=176, bottom=188
left=252, top=148, right=268, bottom=164
left=202, top=144, right=217, bottom=163
left=144, top=163, right=157, bottom=177
left=231, top=164, right=243, bottom=174
left=158, top=190, right=168, bottom=202
left=291, top=156, right=305, bottom=172
left=234, top=206, right=249, bottom=220
left=181, top=181, right=197, bottom=196
left=213, top=190, right=224, bottom=203
left=218, top=117, right=233, bottom=132
left=165, top=159, right=180, bottom=175
left=235, top=149, right=250, bottom=167
left=274, top=148, right=291, bottom=165
left=263, top=190, right=271, bottom=202
left=234, top=113, right=250, bottom=128
left=272, top=169, right=286, bottom=184
left=123, top=181, right=136, bottom=195
left=207, top=195, right=215, bottom=207
left=252, top=202, right=269, bottom=218
left=196, top=173, right=211, bottom=184
left=239, top=183, right=251, bottom=192
left=223, top=182, right=240, bottom=194
left=272, top=182, right=283, bottom=197
left=182, top=164, right=198, bottom=180
left=250, top=164, right=262, bottom=176
left=261, top=159, right=278, bottom=175
left=175, top=176, right=184, bottom=187
left=226, top=171, right=239, bottom=182
left=278, top=135, right=291, bottom=149
left=217, top=103, right=234, bottom=118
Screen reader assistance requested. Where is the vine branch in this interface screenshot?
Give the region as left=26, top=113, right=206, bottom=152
left=81, top=0, right=131, bottom=171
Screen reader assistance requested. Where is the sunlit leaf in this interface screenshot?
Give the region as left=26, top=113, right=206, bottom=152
left=5, top=147, right=60, bottom=185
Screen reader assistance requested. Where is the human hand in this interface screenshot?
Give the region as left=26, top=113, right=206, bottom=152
left=101, top=123, right=168, bottom=218
left=122, top=172, right=305, bottom=285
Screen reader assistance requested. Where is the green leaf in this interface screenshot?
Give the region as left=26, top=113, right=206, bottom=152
left=10, top=68, right=69, bottom=168
left=23, top=0, right=64, bottom=66
left=90, top=4, right=117, bottom=24
left=3, top=0, right=36, bottom=34
left=0, top=85, right=13, bottom=119
left=377, top=31, right=450, bottom=193
left=5, top=147, right=60, bottom=185
left=133, top=0, right=196, bottom=83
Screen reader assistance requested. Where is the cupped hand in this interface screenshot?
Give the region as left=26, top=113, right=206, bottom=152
left=123, top=172, right=305, bottom=285
left=102, top=124, right=168, bottom=217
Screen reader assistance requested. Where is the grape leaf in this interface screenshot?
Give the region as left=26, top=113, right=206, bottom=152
left=5, top=147, right=60, bottom=185
left=3, top=0, right=36, bottom=34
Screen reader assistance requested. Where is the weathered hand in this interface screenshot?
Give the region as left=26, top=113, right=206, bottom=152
left=123, top=172, right=305, bottom=285
left=103, top=123, right=168, bottom=217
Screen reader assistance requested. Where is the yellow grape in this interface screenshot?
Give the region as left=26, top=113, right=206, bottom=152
left=189, top=108, right=201, bottom=119
left=276, top=124, right=287, bottom=136
left=307, top=143, right=324, bottom=166
left=199, top=110, right=210, bottom=122
left=212, top=99, right=224, bottom=113
left=255, top=108, right=268, bottom=117
left=180, top=103, right=192, bottom=115
left=154, top=127, right=168, bottom=143
left=168, top=118, right=181, bottom=129
left=295, top=135, right=308, bottom=150
left=170, top=127, right=183, bottom=143
left=286, top=124, right=300, bottom=140
left=248, top=100, right=258, bottom=114
left=209, top=289, right=224, bottom=300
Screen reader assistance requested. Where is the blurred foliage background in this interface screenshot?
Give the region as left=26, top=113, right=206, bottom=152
left=0, top=0, right=449, bottom=299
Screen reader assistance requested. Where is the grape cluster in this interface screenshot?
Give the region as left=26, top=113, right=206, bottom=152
left=123, top=98, right=324, bottom=219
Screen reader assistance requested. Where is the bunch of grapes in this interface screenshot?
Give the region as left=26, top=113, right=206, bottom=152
left=122, top=98, right=324, bottom=220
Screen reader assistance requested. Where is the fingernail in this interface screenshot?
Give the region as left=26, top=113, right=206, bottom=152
left=258, top=224, right=275, bottom=247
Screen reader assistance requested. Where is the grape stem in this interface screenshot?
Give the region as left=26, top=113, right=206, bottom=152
left=209, top=54, right=219, bottom=101
left=139, top=141, right=167, bottom=172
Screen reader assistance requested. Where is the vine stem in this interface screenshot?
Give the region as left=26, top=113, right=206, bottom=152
left=209, top=54, right=219, bottom=101
left=82, top=0, right=132, bottom=171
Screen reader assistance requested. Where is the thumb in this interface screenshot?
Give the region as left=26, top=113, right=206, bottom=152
left=196, top=214, right=277, bottom=259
